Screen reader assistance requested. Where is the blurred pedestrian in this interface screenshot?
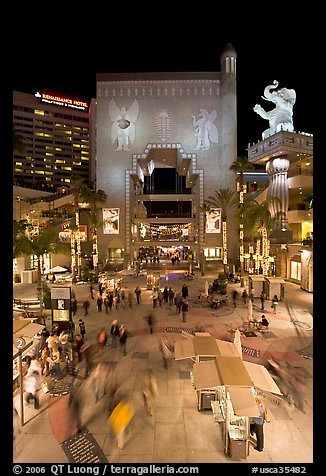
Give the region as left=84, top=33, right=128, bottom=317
left=98, top=327, right=108, bottom=351
left=144, top=313, right=155, bottom=334
left=159, top=335, right=174, bottom=369
left=143, top=369, right=158, bottom=416
left=82, top=299, right=90, bottom=316
left=249, top=287, right=254, bottom=302
left=241, top=289, right=248, bottom=305
left=90, top=285, right=94, bottom=299
left=260, top=291, right=266, bottom=311
left=119, top=325, right=129, bottom=356
left=232, top=289, right=239, bottom=308
left=24, top=370, right=41, bottom=409
left=108, top=398, right=135, bottom=450
left=181, top=298, right=189, bottom=322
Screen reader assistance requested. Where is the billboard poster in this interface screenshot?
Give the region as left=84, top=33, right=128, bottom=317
left=206, top=208, right=221, bottom=234
left=103, top=208, right=119, bottom=234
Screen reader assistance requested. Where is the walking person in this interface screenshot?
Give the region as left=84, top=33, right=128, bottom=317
left=108, top=398, right=135, bottom=450
left=119, top=325, right=128, bottom=356
left=82, top=299, right=90, bottom=316
left=24, top=370, right=41, bottom=409
left=142, top=368, right=158, bottom=416
left=260, top=290, right=266, bottom=311
left=78, top=319, right=86, bottom=339
left=104, top=296, right=110, bottom=314
left=152, top=288, right=158, bottom=308
left=181, top=298, right=189, bottom=322
left=242, top=289, right=248, bottom=305
left=90, top=284, right=94, bottom=300
left=181, top=283, right=189, bottom=299
left=144, top=313, right=156, bottom=334
left=249, top=287, right=255, bottom=303
left=74, top=334, right=84, bottom=363
left=97, top=295, right=103, bottom=312
left=68, top=319, right=75, bottom=341
left=232, top=289, right=239, bottom=308
left=272, top=295, right=279, bottom=314
left=250, top=396, right=270, bottom=452
left=159, top=335, right=174, bottom=369
left=175, top=292, right=182, bottom=314
left=110, top=319, right=120, bottom=348
left=168, top=287, right=175, bottom=306
left=134, top=286, right=142, bottom=304
left=72, top=297, right=78, bottom=316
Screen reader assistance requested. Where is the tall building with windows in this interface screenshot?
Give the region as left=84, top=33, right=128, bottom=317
left=13, top=91, right=95, bottom=192
left=95, top=43, right=238, bottom=271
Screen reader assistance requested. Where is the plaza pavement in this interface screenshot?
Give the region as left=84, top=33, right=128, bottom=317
left=13, top=263, right=314, bottom=465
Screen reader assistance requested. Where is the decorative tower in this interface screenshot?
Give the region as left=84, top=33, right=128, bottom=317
left=219, top=43, right=238, bottom=270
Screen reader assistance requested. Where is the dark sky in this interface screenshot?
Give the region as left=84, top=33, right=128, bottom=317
left=11, top=34, right=315, bottom=157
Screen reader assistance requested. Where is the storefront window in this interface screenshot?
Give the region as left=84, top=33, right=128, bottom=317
left=204, top=247, right=222, bottom=259
left=290, top=260, right=301, bottom=281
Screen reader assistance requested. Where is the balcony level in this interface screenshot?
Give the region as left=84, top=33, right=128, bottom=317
left=247, top=131, right=313, bottom=166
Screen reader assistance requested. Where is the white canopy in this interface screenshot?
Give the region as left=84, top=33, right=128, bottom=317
left=48, top=266, right=68, bottom=273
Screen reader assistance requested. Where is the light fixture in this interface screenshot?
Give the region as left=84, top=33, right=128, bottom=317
left=305, top=161, right=311, bottom=166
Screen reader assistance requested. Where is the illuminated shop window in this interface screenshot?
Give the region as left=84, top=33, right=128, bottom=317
left=290, top=261, right=301, bottom=281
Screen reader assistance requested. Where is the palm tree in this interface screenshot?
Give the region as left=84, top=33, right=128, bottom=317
left=14, top=222, right=70, bottom=316
left=241, top=196, right=280, bottom=276
left=202, top=188, right=238, bottom=273
left=230, top=156, right=253, bottom=273
left=70, top=175, right=87, bottom=282
left=81, top=182, right=107, bottom=275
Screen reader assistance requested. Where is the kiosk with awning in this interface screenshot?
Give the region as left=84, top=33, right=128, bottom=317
left=249, top=275, right=266, bottom=296
left=264, top=277, right=285, bottom=300
left=174, top=333, right=282, bottom=459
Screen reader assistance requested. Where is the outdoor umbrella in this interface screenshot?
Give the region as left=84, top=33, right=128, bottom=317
left=48, top=266, right=68, bottom=274
left=233, top=328, right=243, bottom=359
left=204, top=280, right=209, bottom=297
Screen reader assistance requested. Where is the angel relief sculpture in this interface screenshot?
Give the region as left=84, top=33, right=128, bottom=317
left=191, top=109, right=219, bottom=151
left=108, top=98, right=140, bottom=151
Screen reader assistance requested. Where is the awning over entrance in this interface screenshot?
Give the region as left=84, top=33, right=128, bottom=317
left=228, top=387, right=260, bottom=417
left=243, top=361, right=283, bottom=395
left=13, top=319, right=44, bottom=355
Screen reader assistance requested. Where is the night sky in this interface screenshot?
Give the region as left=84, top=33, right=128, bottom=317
left=11, top=34, right=315, bottom=158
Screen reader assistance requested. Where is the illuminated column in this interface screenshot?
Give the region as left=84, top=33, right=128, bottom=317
left=222, top=221, right=228, bottom=268
left=239, top=189, right=244, bottom=271
left=266, top=157, right=290, bottom=230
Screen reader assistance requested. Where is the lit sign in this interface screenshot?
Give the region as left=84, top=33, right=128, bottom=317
left=35, top=91, right=88, bottom=111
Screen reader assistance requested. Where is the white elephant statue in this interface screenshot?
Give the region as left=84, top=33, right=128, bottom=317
left=253, top=80, right=296, bottom=140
